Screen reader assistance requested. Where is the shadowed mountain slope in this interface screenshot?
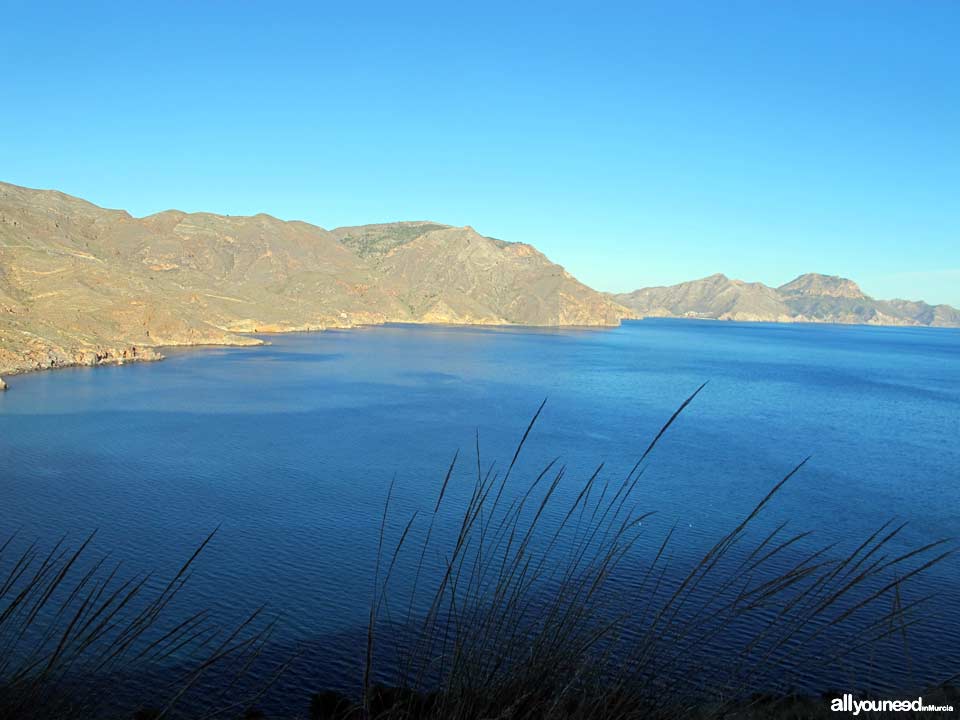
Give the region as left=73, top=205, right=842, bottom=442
left=614, top=273, right=960, bottom=327
left=0, top=182, right=627, bottom=375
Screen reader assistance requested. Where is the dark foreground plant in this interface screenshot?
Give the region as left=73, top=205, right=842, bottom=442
left=362, top=387, right=954, bottom=720
left=0, top=528, right=283, bottom=720
left=1, top=388, right=953, bottom=719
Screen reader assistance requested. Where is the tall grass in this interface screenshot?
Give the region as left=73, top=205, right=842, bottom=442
left=364, top=387, right=954, bottom=719
left=0, top=529, right=281, bottom=720
left=1, top=388, right=953, bottom=719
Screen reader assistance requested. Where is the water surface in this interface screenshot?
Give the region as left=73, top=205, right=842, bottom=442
left=1, top=319, right=958, bottom=705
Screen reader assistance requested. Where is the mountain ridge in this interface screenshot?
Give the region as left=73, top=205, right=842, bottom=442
left=613, top=273, right=960, bottom=327
left=2, top=181, right=956, bottom=383
left=0, top=181, right=628, bottom=377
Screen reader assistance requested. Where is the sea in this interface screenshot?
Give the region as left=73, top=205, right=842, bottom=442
left=1, top=319, right=957, bottom=713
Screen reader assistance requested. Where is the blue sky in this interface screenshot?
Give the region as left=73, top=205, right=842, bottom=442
left=2, top=1, right=958, bottom=304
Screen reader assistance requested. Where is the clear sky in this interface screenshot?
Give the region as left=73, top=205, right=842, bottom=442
left=2, top=1, right=958, bottom=304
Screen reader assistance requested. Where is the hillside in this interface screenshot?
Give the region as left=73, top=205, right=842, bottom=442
left=613, top=273, right=960, bottom=327
left=334, top=223, right=626, bottom=326
left=0, top=182, right=628, bottom=376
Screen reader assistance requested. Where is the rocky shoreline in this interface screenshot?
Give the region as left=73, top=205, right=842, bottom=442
left=0, top=314, right=620, bottom=386
left=4, top=310, right=960, bottom=390
left=0, top=344, right=165, bottom=386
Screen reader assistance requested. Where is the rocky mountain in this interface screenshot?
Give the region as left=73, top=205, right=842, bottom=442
left=778, top=273, right=865, bottom=299
left=334, top=223, right=626, bottom=326
left=0, top=181, right=628, bottom=376
left=614, top=274, right=795, bottom=323
left=613, top=273, right=960, bottom=327
left=3, top=180, right=954, bottom=380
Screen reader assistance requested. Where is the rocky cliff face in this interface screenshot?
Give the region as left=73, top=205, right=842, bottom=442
left=613, top=273, right=960, bottom=327
left=0, top=182, right=629, bottom=375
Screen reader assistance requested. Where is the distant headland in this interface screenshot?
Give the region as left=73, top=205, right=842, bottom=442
left=613, top=272, right=960, bottom=327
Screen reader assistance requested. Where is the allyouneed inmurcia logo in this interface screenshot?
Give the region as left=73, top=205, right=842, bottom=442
left=831, top=694, right=955, bottom=715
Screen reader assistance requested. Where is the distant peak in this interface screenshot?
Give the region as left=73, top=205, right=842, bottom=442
left=794, top=272, right=837, bottom=281
left=778, top=273, right=865, bottom=299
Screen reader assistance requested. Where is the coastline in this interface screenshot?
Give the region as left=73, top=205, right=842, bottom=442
left=0, top=344, right=167, bottom=380
left=631, top=312, right=960, bottom=329
left=0, top=316, right=625, bottom=385
left=3, top=312, right=959, bottom=388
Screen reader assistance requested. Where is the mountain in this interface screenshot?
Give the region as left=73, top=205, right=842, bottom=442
left=333, top=223, right=626, bottom=326
left=614, top=274, right=795, bottom=322
left=778, top=273, right=865, bottom=299
left=613, top=273, right=960, bottom=327
left=0, top=182, right=628, bottom=376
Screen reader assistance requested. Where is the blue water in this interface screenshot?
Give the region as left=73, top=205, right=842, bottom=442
left=1, top=320, right=958, bottom=708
